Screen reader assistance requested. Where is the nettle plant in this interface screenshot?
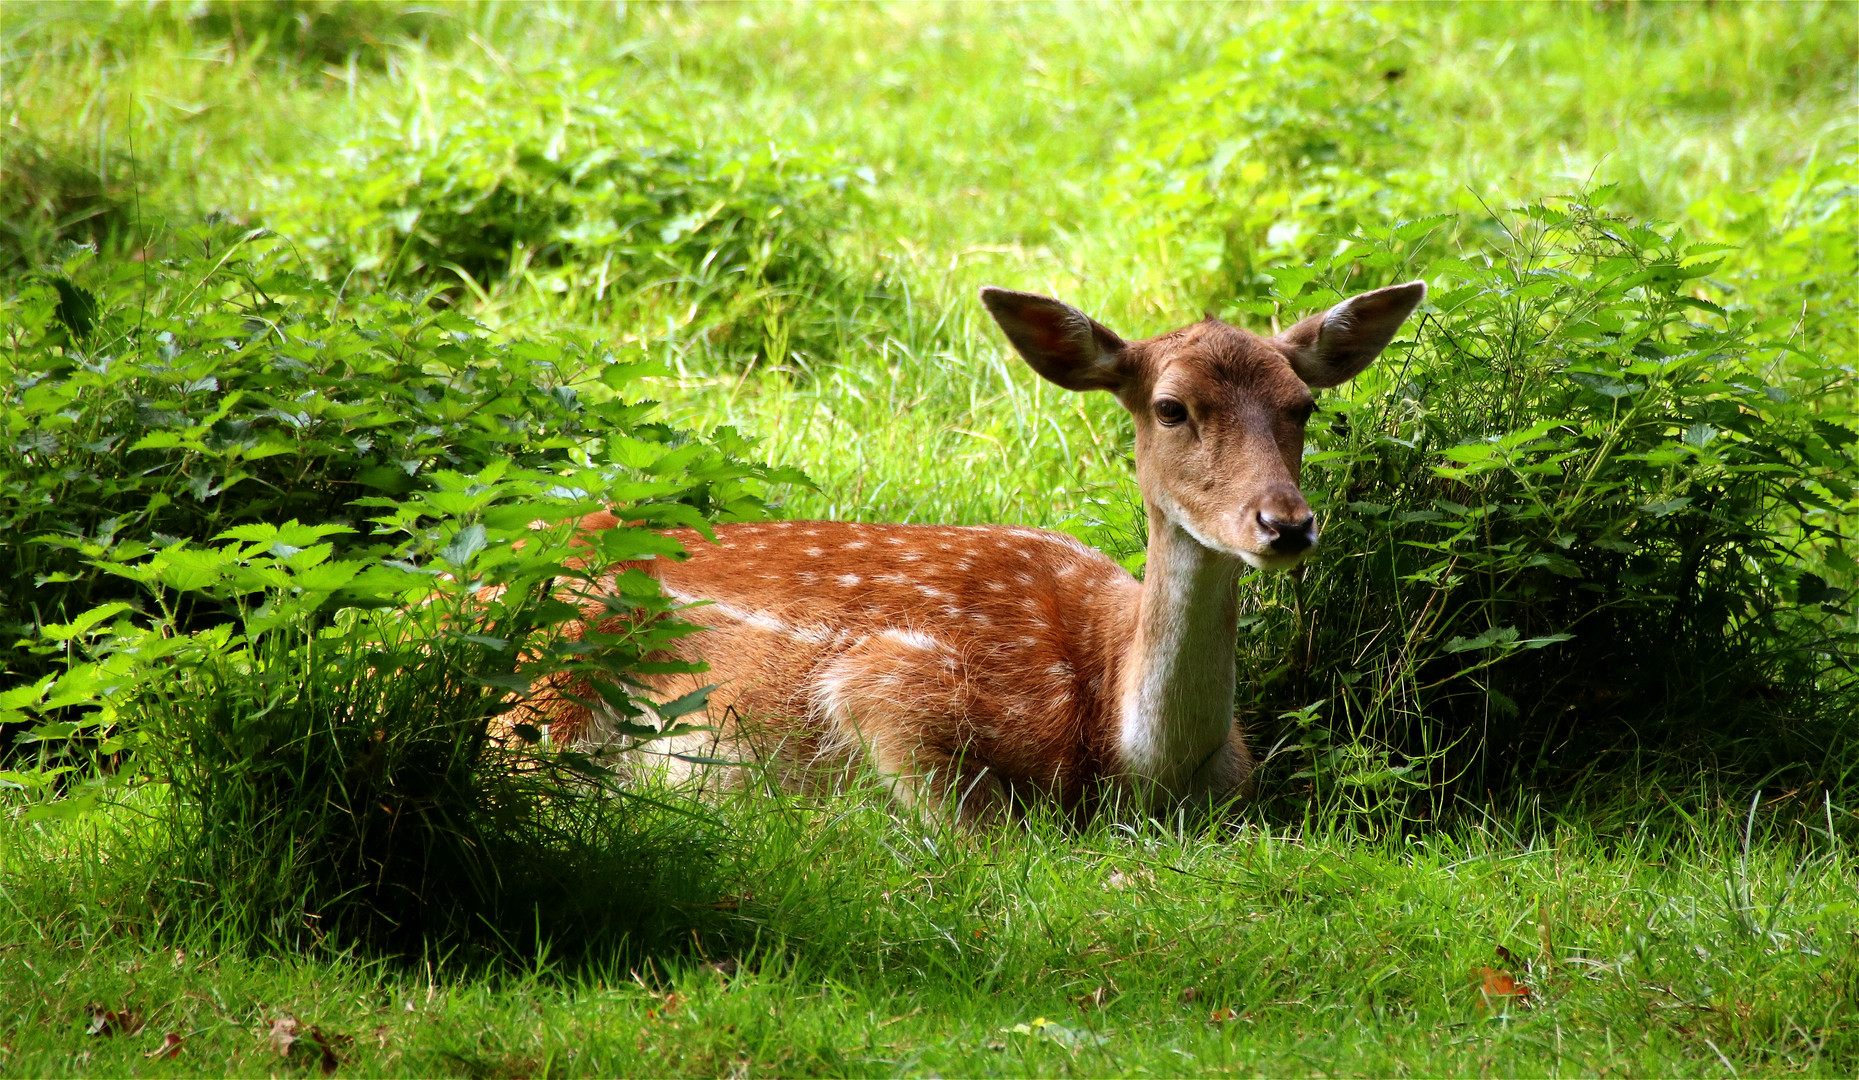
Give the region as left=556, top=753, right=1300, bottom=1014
left=1230, top=194, right=1858, bottom=817
left=1112, top=3, right=1427, bottom=307
left=262, top=74, right=886, bottom=372
left=1, top=230, right=802, bottom=951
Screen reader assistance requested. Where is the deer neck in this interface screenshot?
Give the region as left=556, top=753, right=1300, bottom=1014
left=1114, top=500, right=1244, bottom=795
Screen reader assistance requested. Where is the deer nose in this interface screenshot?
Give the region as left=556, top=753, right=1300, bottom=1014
left=1260, top=511, right=1317, bottom=554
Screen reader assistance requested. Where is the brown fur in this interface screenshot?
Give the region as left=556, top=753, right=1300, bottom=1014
left=535, top=517, right=1137, bottom=817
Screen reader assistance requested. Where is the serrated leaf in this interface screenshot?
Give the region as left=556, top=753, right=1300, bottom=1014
left=441, top=524, right=488, bottom=566
left=654, top=684, right=716, bottom=722
left=39, top=602, right=133, bottom=641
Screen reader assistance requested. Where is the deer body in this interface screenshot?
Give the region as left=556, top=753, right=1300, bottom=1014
left=537, top=281, right=1426, bottom=820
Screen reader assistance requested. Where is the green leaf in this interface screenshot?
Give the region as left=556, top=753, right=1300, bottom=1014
left=654, top=684, right=716, bottom=722
left=1639, top=497, right=1692, bottom=517
left=39, top=603, right=133, bottom=641
left=46, top=276, right=98, bottom=337
left=441, top=524, right=488, bottom=567
left=1443, top=626, right=1520, bottom=654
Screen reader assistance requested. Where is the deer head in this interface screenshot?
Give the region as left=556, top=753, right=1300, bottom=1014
left=981, top=281, right=1426, bottom=570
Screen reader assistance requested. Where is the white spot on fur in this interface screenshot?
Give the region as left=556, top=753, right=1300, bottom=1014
left=987, top=581, right=1006, bottom=592
left=837, top=573, right=862, bottom=587
left=1016, top=572, right=1034, bottom=585
left=701, top=599, right=836, bottom=645
left=846, top=541, right=870, bottom=550
left=806, top=547, right=824, bottom=557
left=880, top=628, right=940, bottom=652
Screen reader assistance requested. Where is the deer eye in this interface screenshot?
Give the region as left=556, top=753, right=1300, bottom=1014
left=1154, top=399, right=1189, bottom=427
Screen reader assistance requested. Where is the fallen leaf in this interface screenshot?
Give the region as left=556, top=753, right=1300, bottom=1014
left=85, top=1005, right=143, bottom=1037
left=1495, top=944, right=1517, bottom=966
left=647, top=990, right=685, bottom=1021
left=1179, top=987, right=1200, bottom=1004
left=1104, top=868, right=1154, bottom=890
left=269, top=1017, right=300, bottom=1057
left=997, top=1017, right=1106, bottom=1049
left=1473, top=966, right=1533, bottom=1011
left=306, top=1026, right=350, bottom=1076
left=144, top=1033, right=183, bottom=1059
left=1077, top=986, right=1109, bottom=1009
left=1209, top=1006, right=1238, bottom=1023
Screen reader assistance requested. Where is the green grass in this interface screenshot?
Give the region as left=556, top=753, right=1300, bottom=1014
left=3, top=1, right=1856, bottom=1075
left=5, top=781, right=1856, bottom=1076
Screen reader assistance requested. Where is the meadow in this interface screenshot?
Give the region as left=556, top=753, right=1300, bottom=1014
left=2, top=1, right=1856, bottom=1075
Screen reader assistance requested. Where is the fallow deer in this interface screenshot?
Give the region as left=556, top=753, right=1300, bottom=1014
left=533, top=280, right=1426, bottom=820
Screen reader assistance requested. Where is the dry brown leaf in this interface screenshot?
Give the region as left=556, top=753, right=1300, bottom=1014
left=1209, top=1006, right=1238, bottom=1023
left=1473, top=966, right=1533, bottom=1011
left=269, top=1017, right=300, bottom=1057
left=647, top=990, right=686, bottom=1020
left=85, top=1005, right=143, bottom=1038
left=144, top=1033, right=183, bottom=1059
left=306, top=1026, right=350, bottom=1076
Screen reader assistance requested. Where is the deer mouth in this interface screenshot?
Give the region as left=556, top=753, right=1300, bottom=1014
left=1238, top=545, right=1315, bottom=572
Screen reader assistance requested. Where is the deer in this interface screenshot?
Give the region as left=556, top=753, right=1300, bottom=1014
left=527, top=280, right=1426, bottom=822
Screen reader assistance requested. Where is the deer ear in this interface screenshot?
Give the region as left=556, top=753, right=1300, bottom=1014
left=1275, top=280, right=1427, bottom=389
left=980, top=286, right=1128, bottom=392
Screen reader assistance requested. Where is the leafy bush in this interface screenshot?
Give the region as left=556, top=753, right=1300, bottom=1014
left=1687, top=146, right=1859, bottom=361
left=262, top=75, right=888, bottom=371
left=1, top=227, right=790, bottom=689
left=25, top=497, right=719, bottom=958
left=179, top=0, right=459, bottom=69
left=1, top=231, right=802, bottom=955
left=1111, top=4, right=1427, bottom=305
left=1230, top=193, right=1858, bottom=818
